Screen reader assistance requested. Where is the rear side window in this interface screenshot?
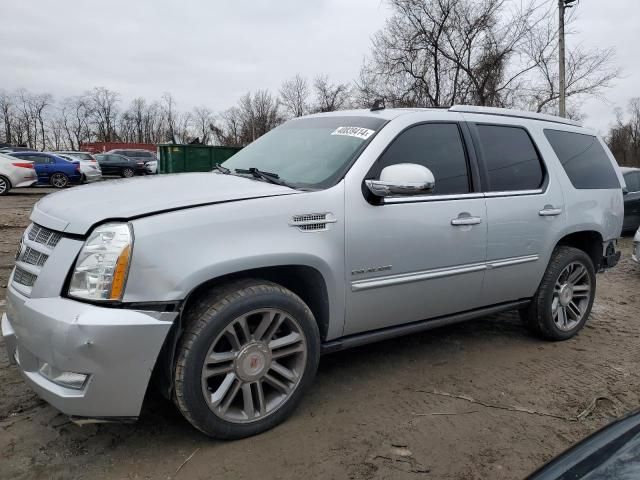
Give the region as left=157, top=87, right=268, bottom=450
left=544, top=129, right=620, bottom=189
left=475, top=125, right=544, bottom=192
left=374, top=123, right=470, bottom=195
left=624, top=172, right=640, bottom=192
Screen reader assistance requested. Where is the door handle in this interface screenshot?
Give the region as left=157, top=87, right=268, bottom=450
left=451, top=215, right=482, bottom=226
left=539, top=206, right=562, bottom=216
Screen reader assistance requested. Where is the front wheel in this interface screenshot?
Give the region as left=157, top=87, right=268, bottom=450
left=121, top=167, right=135, bottom=178
left=174, top=280, right=320, bottom=439
left=50, top=173, right=69, bottom=188
left=520, top=246, right=596, bottom=340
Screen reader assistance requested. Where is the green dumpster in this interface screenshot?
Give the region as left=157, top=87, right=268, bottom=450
left=158, top=144, right=242, bottom=174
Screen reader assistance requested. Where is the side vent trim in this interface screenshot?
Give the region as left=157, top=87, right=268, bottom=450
left=289, top=213, right=337, bottom=233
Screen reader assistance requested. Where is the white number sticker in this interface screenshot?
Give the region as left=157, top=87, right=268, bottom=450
left=331, top=126, right=375, bottom=140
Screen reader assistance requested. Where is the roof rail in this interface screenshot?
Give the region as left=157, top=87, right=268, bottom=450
left=449, top=105, right=582, bottom=127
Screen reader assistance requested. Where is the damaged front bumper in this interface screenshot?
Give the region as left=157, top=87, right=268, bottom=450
left=1, top=283, right=176, bottom=419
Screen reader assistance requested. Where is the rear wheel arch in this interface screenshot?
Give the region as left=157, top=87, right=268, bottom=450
left=554, top=230, right=603, bottom=270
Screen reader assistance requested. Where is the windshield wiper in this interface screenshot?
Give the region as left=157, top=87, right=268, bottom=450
left=234, top=167, right=292, bottom=188
left=213, top=164, right=230, bottom=174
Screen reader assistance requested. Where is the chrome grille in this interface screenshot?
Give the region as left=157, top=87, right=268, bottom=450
left=289, top=212, right=337, bottom=233
left=292, top=213, right=326, bottom=223
left=12, top=223, right=63, bottom=296
left=298, top=223, right=328, bottom=231
left=13, top=267, right=37, bottom=287
left=21, top=246, right=49, bottom=267
left=28, top=223, right=62, bottom=247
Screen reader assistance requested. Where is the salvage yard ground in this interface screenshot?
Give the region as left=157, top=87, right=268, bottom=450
left=1, top=187, right=639, bottom=480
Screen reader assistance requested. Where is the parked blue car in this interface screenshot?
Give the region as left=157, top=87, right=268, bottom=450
left=8, top=152, right=82, bottom=188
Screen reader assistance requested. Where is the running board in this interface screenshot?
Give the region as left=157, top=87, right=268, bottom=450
left=321, top=300, right=531, bottom=354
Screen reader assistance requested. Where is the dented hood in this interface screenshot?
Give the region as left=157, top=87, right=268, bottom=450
left=31, top=172, right=299, bottom=235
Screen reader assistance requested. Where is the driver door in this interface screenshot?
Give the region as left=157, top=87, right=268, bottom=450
left=344, top=121, right=487, bottom=336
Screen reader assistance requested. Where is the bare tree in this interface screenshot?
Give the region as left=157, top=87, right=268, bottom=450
left=212, top=107, right=244, bottom=146
left=88, top=87, right=120, bottom=142
left=280, top=74, right=310, bottom=118
left=60, top=95, right=91, bottom=150
left=313, top=75, right=351, bottom=112
left=358, top=0, right=617, bottom=114
left=192, top=106, right=214, bottom=144
left=0, top=90, right=14, bottom=144
left=607, top=98, right=640, bottom=167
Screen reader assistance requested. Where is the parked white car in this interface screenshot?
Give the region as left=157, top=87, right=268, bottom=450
left=54, top=151, right=102, bottom=183
left=0, top=152, right=37, bottom=195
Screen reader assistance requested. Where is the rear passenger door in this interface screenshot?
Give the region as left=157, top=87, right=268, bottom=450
left=463, top=116, right=565, bottom=306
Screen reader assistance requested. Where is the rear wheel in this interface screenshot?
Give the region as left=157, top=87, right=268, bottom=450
left=174, top=280, right=320, bottom=439
left=121, top=167, right=135, bottom=178
left=520, top=246, right=596, bottom=340
left=50, top=173, right=69, bottom=188
left=0, top=175, right=10, bottom=195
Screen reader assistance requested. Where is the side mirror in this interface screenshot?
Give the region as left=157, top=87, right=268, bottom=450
left=365, top=163, right=435, bottom=198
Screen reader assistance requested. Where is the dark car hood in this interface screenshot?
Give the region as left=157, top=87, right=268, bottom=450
left=31, top=172, right=299, bottom=235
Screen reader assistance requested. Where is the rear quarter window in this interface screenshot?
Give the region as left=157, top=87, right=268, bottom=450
left=544, top=129, right=620, bottom=189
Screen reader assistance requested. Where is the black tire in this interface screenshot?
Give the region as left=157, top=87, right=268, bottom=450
left=174, top=279, right=320, bottom=439
left=0, top=175, right=10, bottom=196
left=520, top=246, right=596, bottom=340
left=81, top=173, right=87, bottom=184
left=50, top=172, right=69, bottom=188
left=121, top=167, right=135, bottom=178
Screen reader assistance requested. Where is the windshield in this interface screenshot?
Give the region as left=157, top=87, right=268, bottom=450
left=222, top=115, right=387, bottom=189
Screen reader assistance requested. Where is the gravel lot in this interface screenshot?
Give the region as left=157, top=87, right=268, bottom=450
left=1, top=187, right=639, bottom=480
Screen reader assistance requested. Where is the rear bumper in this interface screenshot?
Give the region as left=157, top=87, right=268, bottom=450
left=82, top=171, right=102, bottom=183
left=601, top=240, right=621, bottom=270
left=2, top=284, right=176, bottom=418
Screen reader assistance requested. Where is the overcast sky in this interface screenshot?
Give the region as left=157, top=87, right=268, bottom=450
left=1, top=0, right=638, bottom=135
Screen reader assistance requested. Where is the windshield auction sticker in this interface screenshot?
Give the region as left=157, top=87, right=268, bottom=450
left=331, top=126, right=375, bottom=140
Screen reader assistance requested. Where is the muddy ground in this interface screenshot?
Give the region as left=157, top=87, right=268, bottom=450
left=1, top=187, right=639, bottom=480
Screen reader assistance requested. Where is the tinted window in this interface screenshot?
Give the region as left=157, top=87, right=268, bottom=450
left=476, top=125, right=544, bottom=191
left=27, top=155, right=49, bottom=164
left=544, top=129, right=620, bottom=189
left=373, top=123, right=470, bottom=194
left=625, top=172, right=640, bottom=192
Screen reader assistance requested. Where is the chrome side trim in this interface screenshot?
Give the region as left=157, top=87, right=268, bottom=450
left=351, top=255, right=540, bottom=292
left=486, top=254, right=539, bottom=269
left=484, top=189, right=543, bottom=198
left=383, top=192, right=485, bottom=204
left=351, top=261, right=487, bottom=292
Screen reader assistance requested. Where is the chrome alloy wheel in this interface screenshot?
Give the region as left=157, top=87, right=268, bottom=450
left=0, top=177, right=7, bottom=194
left=201, top=309, right=307, bottom=423
left=51, top=173, right=68, bottom=188
left=552, top=261, right=592, bottom=331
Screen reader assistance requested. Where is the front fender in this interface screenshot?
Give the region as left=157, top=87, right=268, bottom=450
left=124, top=187, right=346, bottom=340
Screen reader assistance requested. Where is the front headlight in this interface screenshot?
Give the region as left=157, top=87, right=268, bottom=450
left=68, top=223, right=133, bottom=301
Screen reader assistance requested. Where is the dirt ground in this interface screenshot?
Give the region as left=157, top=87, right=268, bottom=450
left=1, top=187, right=639, bottom=480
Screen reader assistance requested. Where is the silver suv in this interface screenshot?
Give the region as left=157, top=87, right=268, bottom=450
left=2, top=106, right=624, bottom=439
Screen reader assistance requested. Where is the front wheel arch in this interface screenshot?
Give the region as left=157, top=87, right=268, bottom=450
left=152, top=265, right=330, bottom=401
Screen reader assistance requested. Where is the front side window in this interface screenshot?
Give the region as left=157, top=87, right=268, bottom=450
left=371, top=123, right=471, bottom=195
left=475, top=125, right=544, bottom=192
left=222, top=116, right=387, bottom=189
left=544, top=129, right=620, bottom=190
